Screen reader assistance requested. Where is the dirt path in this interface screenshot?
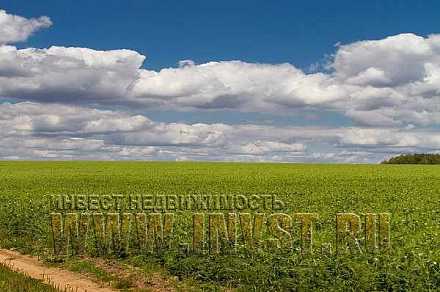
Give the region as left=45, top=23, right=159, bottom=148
left=0, top=249, right=116, bottom=292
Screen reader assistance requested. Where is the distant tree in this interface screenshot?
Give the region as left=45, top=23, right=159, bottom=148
left=381, top=153, right=440, bottom=164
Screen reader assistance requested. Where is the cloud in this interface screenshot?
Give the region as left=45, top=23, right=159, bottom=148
left=0, top=9, right=52, bottom=45
left=1, top=33, right=439, bottom=129
left=131, top=61, right=344, bottom=110
left=232, top=141, right=305, bottom=156
left=331, top=33, right=440, bottom=127
left=333, top=33, right=434, bottom=87
left=0, top=102, right=151, bottom=134
left=0, top=45, right=145, bottom=102
left=340, top=128, right=440, bottom=149
left=0, top=44, right=343, bottom=111
left=0, top=102, right=438, bottom=161
left=0, top=12, right=439, bottom=130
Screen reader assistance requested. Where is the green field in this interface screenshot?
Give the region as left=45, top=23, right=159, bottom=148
left=0, top=161, right=439, bottom=291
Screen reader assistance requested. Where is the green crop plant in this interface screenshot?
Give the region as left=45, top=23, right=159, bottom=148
left=0, top=161, right=439, bottom=291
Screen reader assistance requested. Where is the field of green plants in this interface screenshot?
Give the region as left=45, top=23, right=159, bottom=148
left=0, top=161, right=439, bottom=291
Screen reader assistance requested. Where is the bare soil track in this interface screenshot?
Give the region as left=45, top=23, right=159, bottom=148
left=0, top=249, right=116, bottom=292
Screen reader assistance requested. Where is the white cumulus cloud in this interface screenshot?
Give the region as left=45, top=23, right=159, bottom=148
left=0, top=9, right=51, bottom=45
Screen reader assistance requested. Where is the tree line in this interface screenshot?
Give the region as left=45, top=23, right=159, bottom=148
left=381, top=153, right=440, bottom=164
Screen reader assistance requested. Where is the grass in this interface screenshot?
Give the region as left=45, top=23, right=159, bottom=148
left=64, top=259, right=115, bottom=284
left=0, top=161, right=439, bottom=290
left=0, top=262, right=61, bottom=291
left=66, top=259, right=134, bottom=290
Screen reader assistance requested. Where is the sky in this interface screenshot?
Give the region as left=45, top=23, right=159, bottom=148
left=0, top=1, right=439, bottom=162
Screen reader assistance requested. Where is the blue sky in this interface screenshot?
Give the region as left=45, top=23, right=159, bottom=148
left=2, top=0, right=440, bottom=70
left=0, top=2, right=439, bottom=162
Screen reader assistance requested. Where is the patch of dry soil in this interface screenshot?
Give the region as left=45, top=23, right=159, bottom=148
left=0, top=249, right=116, bottom=292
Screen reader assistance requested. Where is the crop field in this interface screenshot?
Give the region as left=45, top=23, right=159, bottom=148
left=0, top=161, right=439, bottom=291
